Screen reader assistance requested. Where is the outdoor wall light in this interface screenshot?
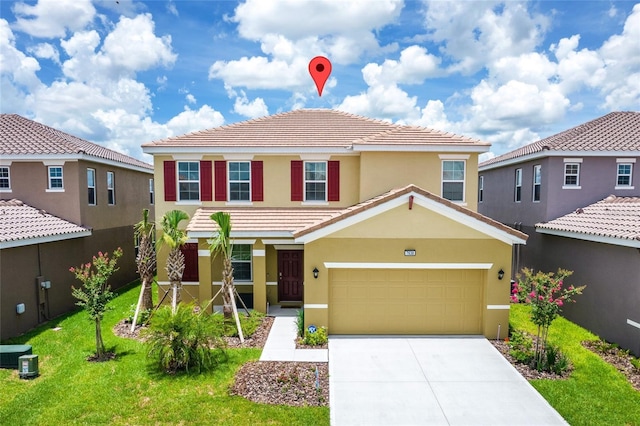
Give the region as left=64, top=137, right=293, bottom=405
left=498, top=269, right=505, bottom=280
left=313, top=267, right=319, bottom=279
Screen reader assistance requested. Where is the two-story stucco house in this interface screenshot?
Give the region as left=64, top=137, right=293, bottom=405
left=142, top=109, right=527, bottom=338
left=0, top=114, right=154, bottom=340
left=478, top=111, right=640, bottom=355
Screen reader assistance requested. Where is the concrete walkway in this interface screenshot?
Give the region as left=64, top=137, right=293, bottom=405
left=329, top=336, right=567, bottom=426
left=259, top=316, right=328, bottom=362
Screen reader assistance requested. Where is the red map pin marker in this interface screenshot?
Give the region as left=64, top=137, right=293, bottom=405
left=309, top=56, right=332, bottom=97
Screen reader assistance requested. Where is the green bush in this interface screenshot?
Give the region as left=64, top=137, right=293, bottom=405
left=143, top=304, right=226, bottom=374
left=302, top=326, right=328, bottom=346
left=126, top=304, right=151, bottom=326
left=212, top=309, right=265, bottom=338
left=508, top=330, right=535, bottom=364
left=543, top=344, right=570, bottom=374
left=295, top=309, right=304, bottom=338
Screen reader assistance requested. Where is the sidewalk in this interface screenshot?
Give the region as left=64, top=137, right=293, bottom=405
left=259, top=316, right=328, bottom=362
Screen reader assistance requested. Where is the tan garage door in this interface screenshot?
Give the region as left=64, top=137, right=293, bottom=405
left=329, top=269, right=483, bottom=334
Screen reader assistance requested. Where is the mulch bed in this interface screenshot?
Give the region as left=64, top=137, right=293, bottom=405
left=490, top=339, right=572, bottom=380
left=582, top=340, right=640, bottom=391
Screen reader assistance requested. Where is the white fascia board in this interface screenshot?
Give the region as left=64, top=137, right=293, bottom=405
left=480, top=151, right=640, bottom=171
left=3, top=154, right=153, bottom=174
left=535, top=227, right=640, bottom=248
left=142, top=146, right=357, bottom=156
left=0, top=230, right=92, bottom=249
left=353, top=144, right=489, bottom=153
left=187, top=230, right=292, bottom=239
left=324, top=262, right=493, bottom=269
left=261, top=239, right=298, bottom=245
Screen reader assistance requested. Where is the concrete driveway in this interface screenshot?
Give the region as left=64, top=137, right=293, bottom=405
left=329, top=336, right=567, bottom=426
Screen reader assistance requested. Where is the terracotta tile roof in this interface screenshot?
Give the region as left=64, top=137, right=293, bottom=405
left=185, top=185, right=527, bottom=244
left=143, top=109, right=487, bottom=149
left=0, top=199, right=90, bottom=246
left=186, top=207, right=344, bottom=235
left=293, top=184, right=528, bottom=242
left=536, top=195, right=640, bottom=245
left=0, top=114, right=153, bottom=170
left=480, top=112, right=640, bottom=168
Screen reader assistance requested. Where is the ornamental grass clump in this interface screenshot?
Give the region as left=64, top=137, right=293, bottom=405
left=511, top=268, right=585, bottom=372
left=143, top=303, right=227, bottom=374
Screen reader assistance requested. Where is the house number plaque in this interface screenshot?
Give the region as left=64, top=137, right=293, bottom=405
left=404, top=249, right=416, bottom=256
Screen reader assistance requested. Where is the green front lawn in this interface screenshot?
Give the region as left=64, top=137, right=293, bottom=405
left=0, top=281, right=328, bottom=425
left=510, top=304, right=640, bottom=426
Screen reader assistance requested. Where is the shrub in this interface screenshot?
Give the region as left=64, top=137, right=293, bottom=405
left=295, top=309, right=304, bottom=338
left=508, top=330, right=535, bottom=364
left=126, top=304, right=151, bottom=326
left=302, top=326, right=328, bottom=346
left=143, top=304, right=226, bottom=374
left=543, top=344, right=570, bottom=375
left=212, top=310, right=265, bottom=338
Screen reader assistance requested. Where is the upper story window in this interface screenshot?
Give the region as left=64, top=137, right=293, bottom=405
left=514, top=168, right=522, bottom=202
left=229, top=161, right=251, bottom=201
left=616, top=162, right=634, bottom=188
left=533, top=165, right=542, bottom=202
left=442, top=160, right=465, bottom=202
left=107, top=171, right=115, bottom=205
left=0, top=167, right=10, bottom=190
left=149, top=178, right=154, bottom=204
left=563, top=159, right=582, bottom=188
left=87, top=168, right=96, bottom=205
left=178, top=161, right=200, bottom=201
left=48, top=166, right=63, bottom=190
left=232, top=244, right=252, bottom=281
left=305, top=161, right=327, bottom=201
left=478, top=176, right=484, bottom=203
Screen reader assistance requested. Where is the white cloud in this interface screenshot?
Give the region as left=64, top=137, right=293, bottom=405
left=338, top=82, right=418, bottom=120
left=362, top=45, right=441, bottom=86
left=27, top=42, right=60, bottom=65
left=186, top=94, right=196, bottom=104
left=233, top=91, right=269, bottom=118
left=210, top=56, right=308, bottom=90
left=12, top=0, right=96, bottom=38
left=167, top=1, right=179, bottom=17
left=166, top=105, right=225, bottom=136
left=0, top=19, right=42, bottom=90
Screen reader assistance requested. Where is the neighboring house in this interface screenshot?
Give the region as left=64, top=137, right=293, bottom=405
left=536, top=196, right=640, bottom=356
left=0, top=114, right=154, bottom=340
left=142, top=109, right=527, bottom=338
left=478, top=111, right=640, bottom=354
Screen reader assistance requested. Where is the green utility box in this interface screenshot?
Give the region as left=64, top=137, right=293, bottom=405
left=18, top=354, right=39, bottom=379
left=0, top=345, right=32, bottom=369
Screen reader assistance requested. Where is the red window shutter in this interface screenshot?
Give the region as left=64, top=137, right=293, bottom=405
left=251, top=161, right=264, bottom=202
left=214, top=160, right=227, bottom=201
left=163, top=161, right=176, bottom=201
left=200, top=160, right=212, bottom=201
left=328, top=160, right=340, bottom=201
left=291, top=160, right=303, bottom=201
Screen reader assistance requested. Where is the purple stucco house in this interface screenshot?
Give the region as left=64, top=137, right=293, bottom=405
left=478, top=111, right=640, bottom=355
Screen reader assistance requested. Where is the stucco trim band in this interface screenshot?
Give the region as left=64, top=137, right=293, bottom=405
left=324, top=262, right=493, bottom=269
left=304, top=304, right=328, bottom=309
left=486, top=305, right=511, bottom=310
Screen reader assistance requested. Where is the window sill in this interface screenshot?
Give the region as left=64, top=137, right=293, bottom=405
left=302, top=201, right=329, bottom=206
left=225, top=201, right=253, bottom=206
left=175, top=201, right=202, bottom=206
left=46, top=188, right=65, bottom=193
left=562, top=186, right=581, bottom=190
left=615, top=186, right=635, bottom=190
left=0, top=189, right=12, bottom=193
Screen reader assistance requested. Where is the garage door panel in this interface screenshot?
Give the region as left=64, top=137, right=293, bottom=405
left=330, top=269, right=483, bottom=335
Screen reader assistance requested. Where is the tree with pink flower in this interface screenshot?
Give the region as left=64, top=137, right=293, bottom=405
left=70, top=248, right=123, bottom=361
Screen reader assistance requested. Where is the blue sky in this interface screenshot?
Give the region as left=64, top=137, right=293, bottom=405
left=1, top=0, right=638, bottom=162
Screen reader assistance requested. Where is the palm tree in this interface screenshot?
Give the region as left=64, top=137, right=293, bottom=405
left=131, top=209, right=156, bottom=331
left=159, top=209, right=189, bottom=313
left=208, top=211, right=244, bottom=342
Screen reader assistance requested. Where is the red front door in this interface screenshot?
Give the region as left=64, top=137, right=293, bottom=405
left=278, top=250, right=303, bottom=302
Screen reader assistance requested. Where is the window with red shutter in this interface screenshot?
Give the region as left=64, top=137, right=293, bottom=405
left=214, top=161, right=227, bottom=201
left=163, top=161, right=176, bottom=201
left=328, top=160, right=340, bottom=201
left=291, top=160, right=303, bottom=201
left=251, top=161, right=264, bottom=201
left=200, top=160, right=212, bottom=201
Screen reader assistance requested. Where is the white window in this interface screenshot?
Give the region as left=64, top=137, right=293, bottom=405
left=514, top=168, right=522, bottom=202
left=305, top=161, right=327, bottom=201
left=564, top=163, right=580, bottom=187
left=87, top=168, right=96, bottom=205
left=533, top=165, right=541, bottom=202
left=177, top=161, right=200, bottom=201
left=478, top=176, right=484, bottom=203
left=442, top=160, right=465, bottom=202
left=107, top=171, right=115, bottom=205
left=0, top=167, right=10, bottom=190
left=616, top=163, right=633, bottom=188
left=149, top=178, right=154, bottom=204
left=48, top=166, right=63, bottom=190
left=231, top=244, right=252, bottom=282
left=229, top=161, right=251, bottom=201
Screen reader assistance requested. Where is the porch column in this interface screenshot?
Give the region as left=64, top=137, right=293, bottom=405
left=253, top=240, right=267, bottom=313
left=197, top=239, right=213, bottom=313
